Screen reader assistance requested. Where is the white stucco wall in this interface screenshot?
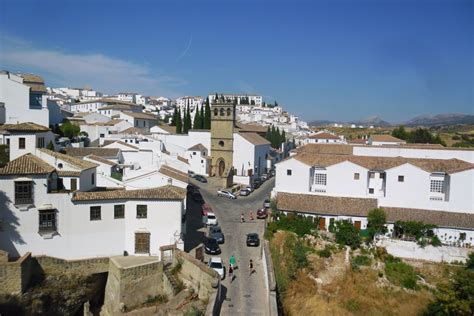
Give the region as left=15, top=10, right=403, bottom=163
left=0, top=73, right=49, bottom=127
left=0, top=176, right=184, bottom=259
left=353, top=146, right=474, bottom=163
left=275, top=158, right=311, bottom=193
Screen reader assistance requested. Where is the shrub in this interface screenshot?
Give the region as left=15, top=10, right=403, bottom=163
left=334, top=220, right=361, bottom=249
left=344, top=299, right=361, bottom=312
left=294, top=240, right=309, bottom=268
left=385, top=258, right=419, bottom=290
left=430, top=235, right=442, bottom=247
left=318, top=248, right=331, bottom=258
left=351, top=255, right=371, bottom=271
left=265, top=213, right=317, bottom=238
left=367, top=208, right=387, bottom=241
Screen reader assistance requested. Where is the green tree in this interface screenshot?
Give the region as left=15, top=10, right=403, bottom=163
left=367, top=208, right=388, bottom=241
left=199, top=105, right=205, bottom=129
left=0, top=144, right=9, bottom=167
left=424, top=259, right=474, bottom=316
left=193, top=107, right=201, bottom=129
left=392, top=126, right=408, bottom=140
left=176, top=108, right=182, bottom=134
left=46, top=141, right=55, bottom=151
left=281, top=129, right=286, bottom=144
left=334, top=220, right=361, bottom=249
left=204, top=97, right=211, bottom=129
left=266, top=126, right=271, bottom=141
left=183, top=105, right=192, bottom=133
left=170, top=107, right=177, bottom=126
left=59, top=121, right=80, bottom=140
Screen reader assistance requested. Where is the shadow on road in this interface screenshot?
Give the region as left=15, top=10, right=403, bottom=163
left=213, top=283, right=228, bottom=316
left=184, top=189, right=207, bottom=252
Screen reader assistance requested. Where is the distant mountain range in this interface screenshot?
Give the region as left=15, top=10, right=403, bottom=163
left=402, top=113, right=474, bottom=127
left=309, top=113, right=474, bottom=127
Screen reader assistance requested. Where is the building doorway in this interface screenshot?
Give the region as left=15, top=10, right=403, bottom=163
left=135, top=232, right=150, bottom=254
left=319, top=217, right=326, bottom=231
left=354, top=221, right=361, bottom=230
left=218, top=159, right=225, bottom=177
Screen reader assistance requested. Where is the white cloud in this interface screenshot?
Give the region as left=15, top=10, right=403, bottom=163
left=0, top=34, right=185, bottom=97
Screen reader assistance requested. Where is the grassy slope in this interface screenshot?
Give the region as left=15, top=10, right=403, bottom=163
left=270, top=231, right=458, bottom=316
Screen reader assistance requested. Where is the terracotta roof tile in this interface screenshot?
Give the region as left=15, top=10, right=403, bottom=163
left=238, top=132, right=270, bottom=146
left=72, top=185, right=186, bottom=201
left=308, top=132, right=340, bottom=140
left=38, top=148, right=98, bottom=171
left=277, top=192, right=474, bottom=229
left=57, top=170, right=81, bottom=177
left=65, top=147, right=120, bottom=158
left=159, top=165, right=189, bottom=183
left=85, top=155, right=117, bottom=166
left=177, top=156, right=189, bottom=164
left=122, top=111, right=157, bottom=120
left=0, top=154, right=55, bottom=175
left=187, top=143, right=208, bottom=151
left=0, top=122, right=50, bottom=133
left=293, top=153, right=474, bottom=174
left=296, top=144, right=354, bottom=155
left=370, top=135, right=405, bottom=143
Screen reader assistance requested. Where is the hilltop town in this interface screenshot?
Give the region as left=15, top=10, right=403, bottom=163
left=0, top=71, right=472, bottom=316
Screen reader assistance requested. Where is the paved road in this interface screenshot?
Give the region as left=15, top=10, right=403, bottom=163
left=185, top=177, right=275, bottom=316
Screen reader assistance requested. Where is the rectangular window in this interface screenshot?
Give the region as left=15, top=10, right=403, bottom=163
left=6, top=138, right=10, bottom=147
left=193, top=152, right=196, bottom=155
left=37, top=137, right=45, bottom=148
left=369, top=188, right=374, bottom=194
left=19, top=138, right=26, bottom=149
left=90, top=206, right=101, bottom=221
left=114, top=205, right=125, bottom=219
left=39, top=210, right=56, bottom=232
left=369, top=172, right=375, bottom=179
left=137, top=205, right=147, bottom=218
left=430, top=180, right=444, bottom=193
left=398, top=175, right=404, bottom=182
left=91, top=173, right=95, bottom=185
left=29, top=93, right=43, bottom=108
left=70, top=178, right=77, bottom=191
left=379, top=173, right=385, bottom=179
left=287, top=169, right=292, bottom=176
left=314, top=173, right=327, bottom=185
left=135, top=232, right=150, bottom=254
left=15, top=181, right=33, bottom=205
left=354, top=173, right=360, bottom=180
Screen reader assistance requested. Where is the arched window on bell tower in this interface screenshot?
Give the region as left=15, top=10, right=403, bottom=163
left=220, top=108, right=224, bottom=116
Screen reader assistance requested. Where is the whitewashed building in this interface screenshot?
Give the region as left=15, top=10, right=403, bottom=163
left=0, top=151, right=187, bottom=260
left=0, top=122, right=56, bottom=160
left=209, top=93, right=263, bottom=107
left=0, top=71, right=49, bottom=127
left=305, top=131, right=344, bottom=144
left=185, top=143, right=211, bottom=176
left=274, top=144, right=474, bottom=246
left=368, top=134, right=406, bottom=146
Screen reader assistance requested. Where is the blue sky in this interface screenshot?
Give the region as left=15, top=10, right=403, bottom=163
left=0, top=0, right=472, bottom=122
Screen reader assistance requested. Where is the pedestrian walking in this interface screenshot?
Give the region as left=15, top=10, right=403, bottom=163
left=250, top=211, right=254, bottom=221
left=240, top=213, right=245, bottom=223
left=249, top=259, right=255, bottom=276
left=228, top=264, right=234, bottom=282
left=230, top=255, right=236, bottom=269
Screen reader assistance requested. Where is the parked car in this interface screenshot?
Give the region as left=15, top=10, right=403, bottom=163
left=188, top=170, right=196, bottom=178
left=206, top=212, right=218, bottom=226
left=270, top=169, right=275, bottom=177
left=192, top=192, right=204, bottom=203
left=257, top=208, right=268, bottom=219
left=263, top=199, right=271, bottom=209
left=194, top=175, right=208, bottom=183
left=208, top=257, right=225, bottom=279
left=217, top=189, right=237, bottom=199
left=246, top=233, right=260, bottom=247
left=245, top=186, right=254, bottom=193
left=204, top=238, right=221, bottom=254
left=201, top=203, right=213, bottom=216
left=261, top=173, right=268, bottom=181
left=253, top=179, right=262, bottom=189
left=209, top=226, right=225, bottom=244
left=239, top=188, right=251, bottom=196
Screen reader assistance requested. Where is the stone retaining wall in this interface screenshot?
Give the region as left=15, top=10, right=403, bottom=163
left=34, top=255, right=109, bottom=275
left=0, top=252, right=33, bottom=295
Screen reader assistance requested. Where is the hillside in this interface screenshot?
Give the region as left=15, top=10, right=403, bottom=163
left=403, top=114, right=474, bottom=127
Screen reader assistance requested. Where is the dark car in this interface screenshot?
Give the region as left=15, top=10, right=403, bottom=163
left=246, top=233, right=260, bottom=247
left=187, top=184, right=198, bottom=193
left=204, top=238, right=221, bottom=254
left=256, top=208, right=268, bottom=219
left=253, top=179, right=262, bottom=189
left=192, top=192, right=204, bottom=203
left=209, top=226, right=225, bottom=244
left=194, top=175, right=208, bottom=183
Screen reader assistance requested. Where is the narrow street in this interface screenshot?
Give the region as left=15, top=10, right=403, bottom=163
left=185, top=177, right=275, bottom=316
